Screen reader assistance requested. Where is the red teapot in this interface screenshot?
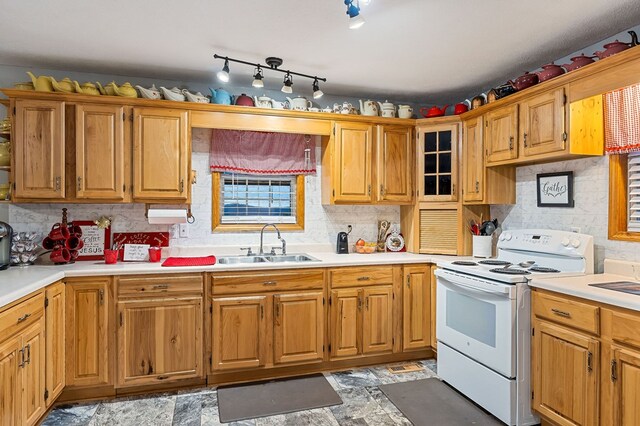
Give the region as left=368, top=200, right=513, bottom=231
left=234, top=93, right=255, bottom=107
left=419, top=105, right=449, bottom=118
left=536, top=63, right=565, bottom=82
left=594, top=30, right=639, bottom=59
left=561, top=54, right=596, bottom=72
left=453, top=101, right=469, bottom=115
left=508, top=72, right=539, bottom=91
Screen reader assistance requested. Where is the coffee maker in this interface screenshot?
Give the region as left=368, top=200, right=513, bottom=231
left=336, top=225, right=352, bottom=254
left=0, top=221, right=12, bottom=270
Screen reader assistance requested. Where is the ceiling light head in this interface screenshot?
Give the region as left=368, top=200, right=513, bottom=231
left=281, top=73, right=293, bottom=94
left=217, top=59, right=230, bottom=82
left=252, top=66, right=264, bottom=88
left=312, top=78, right=324, bottom=99
left=345, top=0, right=365, bottom=29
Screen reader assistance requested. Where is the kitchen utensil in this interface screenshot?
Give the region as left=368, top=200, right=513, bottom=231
left=104, top=249, right=118, bottom=264
left=472, top=235, right=492, bottom=258
left=49, top=223, right=70, bottom=240
left=536, top=63, right=565, bottom=82
left=508, top=72, right=539, bottom=91
left=377, top=220, right=391, bottom=252
left=109, top=82, right=138, bottom=98
left=13, top=82, right=34, bottom=91
left=254, top=95, right=274, bottom=108
left=73, top=81, right=101, bottom=95
left=148, top=247, right=162, bottom=262
left=378, top=101, right=397, bottom=118
left=50, top=77, right=76, bottom=93
left=182, top=89, right=210, bottom=103
left=286, top=96, right=312, bottom=111
left=480, top=220, right=496, bottom=236
left=359, top=99, right=380, bottom=116
left=50, top=246, right=71, bottom=264
left=136, top=84, right=162, bottom=99
left=336, top=225, right=352, bottom=254
left=453, top=101, right=470, bottom=115
left=491, top=83, right=517, bottom=100
left=470, top=94, right=486, bottom=109
left=594, top=31, right=639, bottom=59
left=96, top=81, right=115, bottom=96
left=235, top=93, right=255, bottom=107
left=419, top=105, right=449, bottom=118
left=0, top=221, right=12, bottom=270
left=397, top=105, right=413, bottom=118
left=209, top=88, right=233, bottom=105
left=160, top=86, right=186, bottom=101
left=65, top=236, right=83, bottom=250
left=26, top=72, right=54, bottom=92
left=561, top=54, right=596, bottom=72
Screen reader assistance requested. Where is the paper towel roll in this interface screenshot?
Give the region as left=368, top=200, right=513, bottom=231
left=147, top=209, right=188, bottom=224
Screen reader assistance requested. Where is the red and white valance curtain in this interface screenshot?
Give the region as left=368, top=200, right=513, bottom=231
left=604, top=83, right=640, bottom=154
left=209, top=129, right=316, bottom=175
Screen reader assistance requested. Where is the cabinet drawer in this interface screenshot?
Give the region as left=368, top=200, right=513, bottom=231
left=611, top=311, right=640, bottom=350
left=329, top=266, right=393, bottom=288
left=118, top=274, right=203, bottom=297
left=533, top=291, right=599, bottom=335
left=0, top=292, right=45, bottom=341
left=211, top=270, right=324, bottom=295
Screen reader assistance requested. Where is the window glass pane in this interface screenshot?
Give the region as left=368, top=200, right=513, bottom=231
left=424, top=176, right=437, bottom=195
left=220, top=173, right=296, bottom=222
left=425, top=154, right=437, bottom=174
left=439, top=131, right=452, bottom=151
left=425, top=132, right=437, bottom=152
left=439, top=153, right=452, bottom=173
left=439, top=175, right=452, bottom=195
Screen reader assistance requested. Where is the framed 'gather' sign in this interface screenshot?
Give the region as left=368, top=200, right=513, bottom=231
left=536, top=171, right=574, bottom=208
left=73, top=220, right=111, bottom=260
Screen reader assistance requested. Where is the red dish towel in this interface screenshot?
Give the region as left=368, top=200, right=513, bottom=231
left=161, top=256, right=217, bottom=267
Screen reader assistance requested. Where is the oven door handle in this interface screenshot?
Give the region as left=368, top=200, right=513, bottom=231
left=436, top=270, right=511, bottom=297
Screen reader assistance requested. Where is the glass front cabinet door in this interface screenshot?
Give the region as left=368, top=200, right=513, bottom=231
left=417, top=124, right=458, bottom=201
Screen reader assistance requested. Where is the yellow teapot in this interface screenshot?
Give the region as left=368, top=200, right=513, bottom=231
left=26, top=71, right=54, bottom=92
left=109, top=82, right=138, bottom=98
left=13, top=82, right=34, bottom=91
left=96, top=81, right=115, bottom=96
left=73, top=81, right=100, bottom=96
left=51, top=77, right=76, bottom=93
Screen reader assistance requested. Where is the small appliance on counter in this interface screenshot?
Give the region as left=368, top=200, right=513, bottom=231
left=0, top=221, right=13, bottom=270
left=336, top=225, right=352, bottom=254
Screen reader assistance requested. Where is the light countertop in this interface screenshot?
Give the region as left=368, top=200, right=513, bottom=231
left=530, top=259, right=640, bottom=312
left=1, top=249, right=452, bottom=309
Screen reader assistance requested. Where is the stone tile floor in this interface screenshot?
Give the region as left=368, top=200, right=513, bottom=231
left=43, top=359, right=438, bottom=426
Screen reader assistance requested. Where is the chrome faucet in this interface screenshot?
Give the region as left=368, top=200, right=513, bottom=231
left=259, top=223, right=286, bottom=255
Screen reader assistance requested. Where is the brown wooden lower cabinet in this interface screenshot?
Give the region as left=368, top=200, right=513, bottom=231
left=274, top=292, right=324, bottom=364
left=330, top=288, right=360, bottom=358
left=611, top=347, right=640, bottom=425
left=402, top=266, right=431, bottom=351
left=361, top=286, right=393, bottom=354
left=0, top=333, right=21, bottom=425
left=45, top=281, right=65, bottom=405
left=65, top=278, right=113, bottom=388
left=21, top=319, right=46, bottom=426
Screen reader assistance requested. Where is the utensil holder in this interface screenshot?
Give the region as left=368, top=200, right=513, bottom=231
left=472, top=235, right=493, bottom=258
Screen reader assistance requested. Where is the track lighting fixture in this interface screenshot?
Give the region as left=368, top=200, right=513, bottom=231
left=312, top=78, right=324, bottom=99
left=252, top=66, right=264, bottom=88
left=345, top=0, right=365, bottom=29
left=281, top=73, right=293, bottom=94
left=213, top=54, right=327, bottom=95
left=217, top=59, right=230, bottom=82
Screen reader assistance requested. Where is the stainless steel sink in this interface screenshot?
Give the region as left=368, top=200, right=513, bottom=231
left=217, top=253, right=320, bottom=264
left=217, top=256, right=269, bottom=264
left=263, top=253, right=320, bottom=263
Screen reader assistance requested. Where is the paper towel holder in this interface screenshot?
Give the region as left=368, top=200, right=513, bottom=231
left=145, top=204, right=195, bottom=224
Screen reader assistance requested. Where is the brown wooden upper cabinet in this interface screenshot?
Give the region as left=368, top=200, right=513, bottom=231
left=75, top=104, right=130, bottom=201
left=13, top=99, right=65, bottom=199
left=416, top=123, right=458, bottom=202
left=323, top=122, right=413, bottom=205
left=520, top=88, right=566, bottom=157
left=376, top=125, right=413, bottom=203
left=485, top=104, right=519, bottom=164
left=132, top=108, right=190, bottom=202
left=462, top=116, right=484, bottom=203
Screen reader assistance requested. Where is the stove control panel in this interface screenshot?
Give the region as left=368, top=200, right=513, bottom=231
left=498, top=229, right=593, bottom=257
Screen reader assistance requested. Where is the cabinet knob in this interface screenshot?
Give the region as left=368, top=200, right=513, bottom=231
left=179, top=179, right=185, bottom=193
left=380, top=184, right=385, bottom=197
left=509, top=137, right=514, bottom=150
left=55, top=176, right=61, bottom=191
left=523, top=132, right=528, bottom=148
left=77, top=176, right=82, bottom=191
left=475, top=181, right=480, bottom=193
left=367, top=184, right=371, bottom=196
left=16, top=313, right=31, bottom=323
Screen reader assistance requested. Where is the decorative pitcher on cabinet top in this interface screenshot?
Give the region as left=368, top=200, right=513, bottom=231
left=359, top=100, right=379, bottom=116
left=136, top=84, right=162, bottom=99
left=378, top=101, right=396, bottom=118
left=26, top=72, right=54, bottom=92
left=209, top=88, right=233, bottom=104
left=286, top=96, right=313, bottom=111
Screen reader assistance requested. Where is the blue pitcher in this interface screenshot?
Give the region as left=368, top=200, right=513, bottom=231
left=209, top=88, right=233, bottom=105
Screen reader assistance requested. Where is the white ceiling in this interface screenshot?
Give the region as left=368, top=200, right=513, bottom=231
left=2, top=0, right=640, bottom=104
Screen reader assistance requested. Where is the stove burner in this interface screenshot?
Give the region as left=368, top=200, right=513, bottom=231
left=490, top=268, right=531, bottom=275
left=452, top=261, right=478, bottom=266
left=479, top=260, right=511, bottom=266
left=529, top=266, right=561, bottom=273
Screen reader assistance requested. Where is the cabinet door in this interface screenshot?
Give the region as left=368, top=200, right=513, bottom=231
left=462, top=116, right=484, bottom=202
left=612, top=347, right=640, bottom=426
left=65, top=279, right=112, bottom=387
left=13, top=99, right=65, bottom=199
left=362, top=286, right=393, bottom=354
left=330, top=289, right=361, bottom=359
left=486, top=104, right=518, bottom=164
left=75, top=104, right=129, bottom=200
left=376, top=125, right=413, bottom=203
left=274, top=292, right=324, bottom=364
left=133, top=108, right=189, bottom=201
left=117, top=297, right=203, bottom=387
left=417, top=124, right=458, bottom=201
left=521, top=88, right=566, bottom=157
left=332, top=122, right=373, bottom=203
left=532, top=321, right=598, bottom=426
left=0, top=335, right=21, bottom=426
left=21, top=318, right=45, bottom=426
left=211, top=296, right=267, bottom=371
left=402, top=267, right=430, bottom=351
left=45, top=282, right=65, bottom=405
left=430, top=266, right=437, bottom=349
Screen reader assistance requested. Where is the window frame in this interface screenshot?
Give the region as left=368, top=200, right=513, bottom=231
left=609, top=153, right=640, bottom=241
left=211, top=172, right=305, bottom=232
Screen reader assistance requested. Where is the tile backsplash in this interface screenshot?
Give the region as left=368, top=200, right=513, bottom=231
left=492, top=155, right=640, bottom=272
left=6, top=129, right=400, bottom=248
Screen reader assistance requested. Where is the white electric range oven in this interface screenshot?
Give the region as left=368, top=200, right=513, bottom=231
left=435, top=229, right=594, bottom=426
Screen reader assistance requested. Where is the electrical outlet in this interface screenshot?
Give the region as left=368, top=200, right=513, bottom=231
left=571, top=227, right=581, bottom=234
left=179, top=223, right=189, bottom=238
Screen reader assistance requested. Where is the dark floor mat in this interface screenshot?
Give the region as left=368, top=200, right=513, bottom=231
left=217, top=373, right=342, bottom=422
left=380, top=378, right=502, bottom=425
